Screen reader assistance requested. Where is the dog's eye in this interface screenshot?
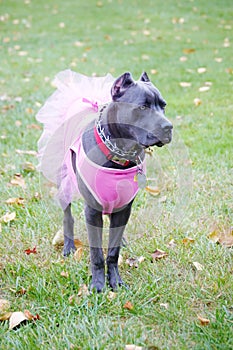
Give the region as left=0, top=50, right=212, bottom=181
left=139, top=105, right=146, bottom=110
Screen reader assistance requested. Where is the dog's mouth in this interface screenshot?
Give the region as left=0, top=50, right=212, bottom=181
left=141, top=133, right=172, bottom=148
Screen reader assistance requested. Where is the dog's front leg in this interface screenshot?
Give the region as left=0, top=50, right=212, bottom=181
left=107, top=201, right=133, bottom=290
left=63, top=203, right=76, bottom=256
left=85, top=204, right=105, bottom=292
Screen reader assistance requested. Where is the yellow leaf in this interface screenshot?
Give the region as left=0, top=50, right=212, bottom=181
left=145, top=186, right=160, bottom=196
left=10, top=173, right=26, bottom=188
left=0, top=212, right=16, bottom=223
left=208, top=230, right=220, bottom=243
left=107, top=291, right=117, bottom=301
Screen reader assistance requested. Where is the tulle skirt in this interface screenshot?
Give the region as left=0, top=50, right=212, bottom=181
left=36, top=69, right=115, bottom=209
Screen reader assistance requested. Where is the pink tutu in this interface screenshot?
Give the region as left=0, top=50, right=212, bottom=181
left=36, top=69, right=115, bottom=208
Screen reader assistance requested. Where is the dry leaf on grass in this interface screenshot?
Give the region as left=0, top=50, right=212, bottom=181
left=0, top=212, right=16, bottom=223
left=60, top=271, right=69, bottom=278
left=74, top=246, right=83, bottom=261
left=193, top=261, right=204, bottom=271
left=24, top=309, right=40, bottom=321
left=126, top=256, right=145, bottom=268
left=151, top=249, right=168, bottom=261
left=5, top=197, right=25, bottom=206
left=22, top=161, right=35, bottom=172
left=197, top=315, right=210, bottom=326
left=123, top=301, right=134, bottom=310
left=180, top=82, right=192, bottom=87
left=182, top=237, right=195, bottom=245
left=77, top=284, right=90, bottom=297
left=9, top=312, right=28, bottom=330
left=107, top=291, right=117, bottom=301
left=125, top=345, right=143, bottom=350
left=145, top=186, right=160, bottom=196
left=10, top=173, right=26, bottom=188
left=193, top=98, right=202, bottom=106
left=24, top=246, right=37, bottom=255
left=0, top=299, right=12, bottom=321
left=208, top=227, right=233, bottom=247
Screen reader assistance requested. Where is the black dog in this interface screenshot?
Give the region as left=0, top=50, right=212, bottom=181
left=62, top=72, right=173, bottom=292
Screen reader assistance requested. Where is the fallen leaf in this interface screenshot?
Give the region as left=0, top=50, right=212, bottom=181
left=143, top=29, right=151, bottom=36
left=160, top=303, right=169, bottom=309
left=208, top=227, right=233, bottom=247
left=193, top=261, right=204, bottom=271
left=27, top=123, right=41, bottom=130
left=16, top=287, right=27, bottom=295
left=107, top=291, right=117, bottom=301
left=125, top=345, right=143, bottom=350
left=215, top=57, right=223, bottom=63
left=73, top=246, right=83, bottom=261
left=199, top=86, right=210, bottom=92
left=182, top=237, right=195, bottom=244
left=77, top=284, right=89, bottom=297
left=24, top=310, right=40, bottom=321
left=219, top=235, right=233, bottom=248
left=180, top=56, right=188, bottom=62
left=193, top=98, right=202, bottom=106
left=180, top=82, right=191, bottom=87
left=118, top=254, right=123, bottom=265
left=5, top=197, right=25, bottom=206
left=197, top=67, right=207, bottom=74
left=151, top=249, right=168, bottom=260
left=24, top=246, right=37, bottom=255
left=142, top=54, right=150, bottom=61
left=0, top=299, right=11, bottom=320
left=208, top=230, right=220, bottom=243
left=167, top=239, right=176, bottom=248
left=126, top=256, right=145, bottom=268
left=183, top=48, right=195, bottom=54
left=9, top=311, right=28, bottom=330
left=197, top=315, right=210, bottom=326
left=60, top=271, right=69, bottom=278
left=146, top=186, right=160, bottom=196
left=10, top=173, right=26, bottom=188
left=150, top=69, right=158, bottom=75
left=22, top=161, right=35, bottom=172
left=0, top=212, right=16, bottom=223
left=123, top=301, right=134, bottom=310
left=15, top=149, right=37, bottom=156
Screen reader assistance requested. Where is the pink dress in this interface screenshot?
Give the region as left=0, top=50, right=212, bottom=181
left=36, top=70, right=144, bottom=213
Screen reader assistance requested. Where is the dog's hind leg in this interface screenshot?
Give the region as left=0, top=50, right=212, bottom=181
left=85, top=204, right=105, bottom=292
left=63, top=203, right=76, bottom=256
left=107, top=201, right=133, bottom=290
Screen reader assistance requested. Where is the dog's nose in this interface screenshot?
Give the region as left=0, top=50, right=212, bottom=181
left=161, top=121, right=173, bottom=132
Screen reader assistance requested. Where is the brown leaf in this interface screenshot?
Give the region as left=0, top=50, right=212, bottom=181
left=151, top=249, right=168, bottom=260
left=183, top=48, right=195, bottom=54
left=27, top=123, right=41, bottom=130
left=24, top=246, right=37, bottom=255
left=197, top=315, right=210, bottom=326
left=73, top=246, right=83, bottom=261
left=24, top=310, right=40, bottom=321
left=0, top=212, right=16, bottom=223
left=126, top=256, right=145, bottom=268
left=123, top=301, right=134, bottom=310
left=10, top=173, right=26, bottom=188
left=182, top=237, right=195, bottom=245
left=208, top=227, right=233, bottom=247
left=5, top=197, right=25, bottom=206
left=0, top=312, right=12, bottom=321
left=193, top=98, right=202, bottom=106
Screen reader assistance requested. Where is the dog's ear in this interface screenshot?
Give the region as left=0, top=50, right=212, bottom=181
left=111, top=72, right=134, bottom=100
left=140, top=72, right=150, bottom=82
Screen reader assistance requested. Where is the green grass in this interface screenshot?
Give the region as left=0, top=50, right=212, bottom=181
left=0, top=0, right=233, bottom=349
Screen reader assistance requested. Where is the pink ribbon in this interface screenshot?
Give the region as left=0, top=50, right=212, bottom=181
left=82, top=98, right=98, bottom=112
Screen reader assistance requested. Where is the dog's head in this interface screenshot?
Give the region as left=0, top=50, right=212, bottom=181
left=110, top=72, right=173, bottom=148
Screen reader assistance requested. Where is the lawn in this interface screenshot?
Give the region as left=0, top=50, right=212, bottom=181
left=0, top=0, right=232, bottom=349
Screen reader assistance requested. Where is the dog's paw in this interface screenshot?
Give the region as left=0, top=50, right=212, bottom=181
left=107, top=268, right=128, bottom=291
left=63, top=240, right=76, bottom=257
